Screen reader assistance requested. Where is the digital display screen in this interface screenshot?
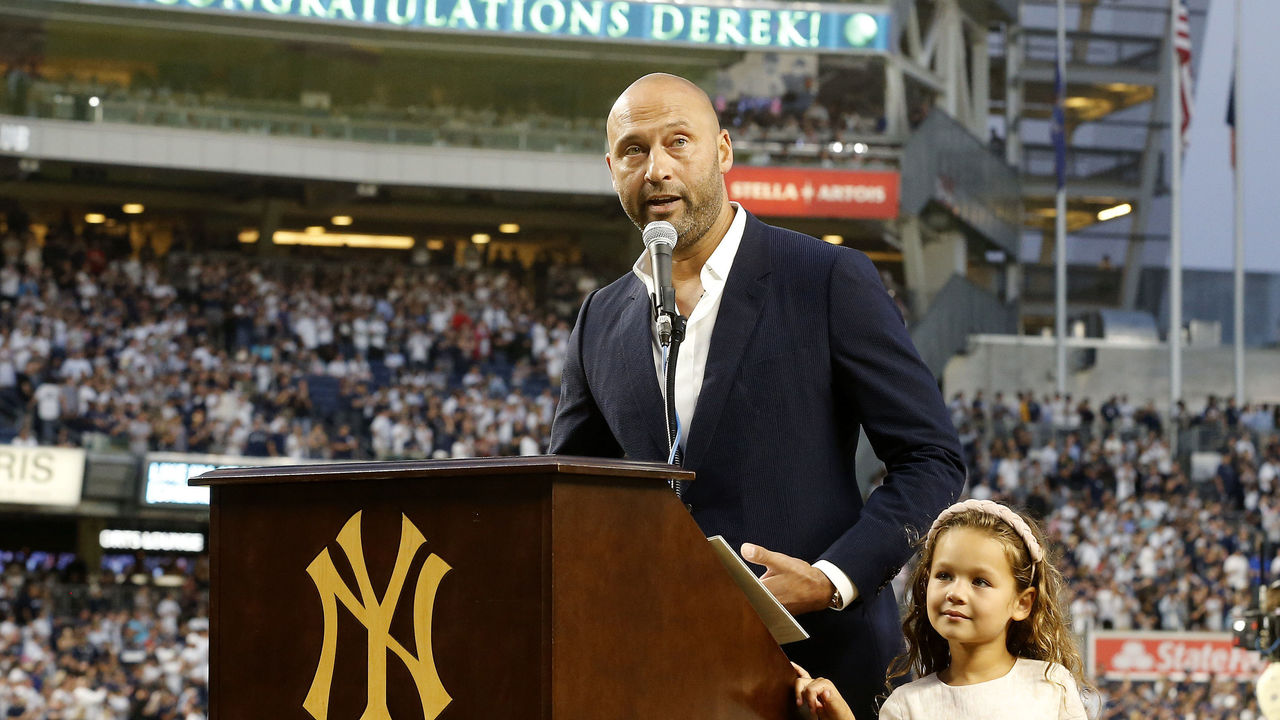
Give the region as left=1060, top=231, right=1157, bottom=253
left=142, top=459, right=220, bottom=506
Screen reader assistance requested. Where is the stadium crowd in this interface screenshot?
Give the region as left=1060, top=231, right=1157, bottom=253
left=0, top=554, right=209, bottom=720
left=1094, top=678, right=1263, bottom=719
left=2, top=225, right=1279, bottom=718
left=948, top=390, right=1280, bottom=635
left=0, top=225, right=600, bottom=462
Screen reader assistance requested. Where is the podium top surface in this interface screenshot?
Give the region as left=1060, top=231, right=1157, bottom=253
left=190, top=455, right=695, bottom=487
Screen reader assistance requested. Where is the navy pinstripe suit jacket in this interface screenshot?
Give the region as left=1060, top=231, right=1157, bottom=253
left=549, top=211, right=964, bottom=717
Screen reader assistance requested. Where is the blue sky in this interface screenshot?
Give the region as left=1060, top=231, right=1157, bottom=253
left=1179, top=0, right=1279, bottom=272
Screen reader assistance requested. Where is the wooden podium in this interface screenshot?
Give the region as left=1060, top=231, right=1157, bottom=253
left=194, top=456, right=800, bottom=719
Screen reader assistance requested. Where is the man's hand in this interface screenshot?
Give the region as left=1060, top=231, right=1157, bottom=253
left=741, top=543, right=835, bottom=615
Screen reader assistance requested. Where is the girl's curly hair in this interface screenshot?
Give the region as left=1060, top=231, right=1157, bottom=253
left=886, top=505, right=1093, bottom=708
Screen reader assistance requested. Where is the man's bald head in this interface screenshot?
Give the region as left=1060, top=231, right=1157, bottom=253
left=607, top=73, right=720, bottom=140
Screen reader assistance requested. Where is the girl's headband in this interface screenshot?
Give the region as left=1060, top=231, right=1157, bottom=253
left=926, top=499, right=1045, bottom=563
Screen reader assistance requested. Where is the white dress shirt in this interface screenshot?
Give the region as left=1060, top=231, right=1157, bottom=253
left=630, top=203, right=857, bottom=610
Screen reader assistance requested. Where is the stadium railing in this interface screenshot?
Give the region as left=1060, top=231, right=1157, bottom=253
left=12, top=80, right=901, bottom=169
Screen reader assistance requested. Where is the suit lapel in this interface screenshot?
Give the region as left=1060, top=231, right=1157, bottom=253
left=615, top=279, right=671, bottom=457
left=683, top=215, right=771, bottom=468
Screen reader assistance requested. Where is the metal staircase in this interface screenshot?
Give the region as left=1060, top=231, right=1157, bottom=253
left=994, top=0, right=1198, bottom=330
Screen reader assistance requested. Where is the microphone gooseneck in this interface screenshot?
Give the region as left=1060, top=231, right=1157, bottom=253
left=641, top=221, right=688, bottom=490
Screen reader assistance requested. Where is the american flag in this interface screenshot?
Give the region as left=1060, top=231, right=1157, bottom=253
left=1174, top=0, right=1194, bottom=143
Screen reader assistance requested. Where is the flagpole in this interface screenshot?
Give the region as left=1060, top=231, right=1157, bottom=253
left=1169, top=0, right=1184, bottom=431
left=1055, top=0, right=1067, bottom=397
left=1233, top=0, right=1245, bottom=404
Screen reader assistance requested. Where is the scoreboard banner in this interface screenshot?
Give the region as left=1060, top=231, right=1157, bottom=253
left=0, top=445, right=85, bottom=507
left=49, top=0, right=890, bottom=53
left=726, top=166, right=900, bottom=220
left=1089, top=631, right=1267, bottom=681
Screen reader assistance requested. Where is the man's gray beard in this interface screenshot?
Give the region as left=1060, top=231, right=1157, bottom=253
left=674, top=193, right=722, bottom=248
left=626, top=186, right=725, bottom=250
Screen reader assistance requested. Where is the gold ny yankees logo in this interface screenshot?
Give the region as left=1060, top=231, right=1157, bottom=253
left=304, top=511, right=452, bottom=720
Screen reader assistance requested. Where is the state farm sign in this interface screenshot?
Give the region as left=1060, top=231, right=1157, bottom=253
left=1090, top=631, right=1267, bottom=681
left=725, top=166, right=899, bottom=220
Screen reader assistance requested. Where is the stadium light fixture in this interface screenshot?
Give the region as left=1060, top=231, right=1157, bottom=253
left=305, top=225, right=325, bottom=235
left=84, top=213, right=106, bottom=224
left=426, top=238, right=445, bottom=251
left=331, top=215, right=353, bottom=226
left=88, top=96, right=100, bottom=108
left=852, top=142, right=868, bottom=154
left=822, top=235, right=844, bottom=245
left=122, top=203, right=144, bottom=214
left=1097, top=203, right=1132, bottom=222
left=830, top=142, right=844, bottom=153
left=498, top=223, right=520, bottom=234
left=237, top=229, right=414, bottom=250
left=472, top=233, right=491, bottom=244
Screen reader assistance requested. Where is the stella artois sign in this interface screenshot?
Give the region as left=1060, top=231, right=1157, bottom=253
left=726, top=166, right=899, bottom=220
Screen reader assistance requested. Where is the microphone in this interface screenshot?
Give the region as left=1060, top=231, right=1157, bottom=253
left=642, top=220, right=684, bottom=476
left=642, top=221, right=678, bottom=345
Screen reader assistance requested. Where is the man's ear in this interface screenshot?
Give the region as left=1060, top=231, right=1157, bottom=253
left=718, top=129, right=733, bottom=173
left=1011, top=587, right=1036, bottom=622
left=605, top=154, right=616, bottom=191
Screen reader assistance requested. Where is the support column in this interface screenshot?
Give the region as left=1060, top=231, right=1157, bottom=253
left=900, top=216, right=927, bottom=316
left=1121, top=20, right=1172, bottom=311
left=1004, top=22, right=1022, bottom=168
left=1039, top=227, right=1055, bottom=265
left=923, top=231, right=968, bottom=297
left=257, top=198, right=285, bottom=256
left=968, top=19, right=990, bottom=138
left=885, top=60, right=907, bottom=138
left=1005, top=262, right=1022, bottom=303
left=902, top=215, right=968, bottom=315
left=76, top=516, right=107, bottom=576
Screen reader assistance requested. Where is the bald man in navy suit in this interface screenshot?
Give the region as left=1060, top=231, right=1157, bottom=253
left=549, top=73, right=964, bottom=718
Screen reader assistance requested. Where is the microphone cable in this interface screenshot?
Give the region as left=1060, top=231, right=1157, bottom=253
left=661, top=342, right=683, bottom=466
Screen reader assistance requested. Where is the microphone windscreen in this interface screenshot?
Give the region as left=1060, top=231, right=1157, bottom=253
left=642, top=221, right=677, bottom=250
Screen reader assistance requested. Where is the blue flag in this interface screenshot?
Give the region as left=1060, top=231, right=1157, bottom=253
left=1052, top=62, right=1066, bottom=190
left=1226, top=71, right=1236, bottom=168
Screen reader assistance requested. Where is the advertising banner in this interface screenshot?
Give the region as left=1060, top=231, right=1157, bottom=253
left=0, top=445, right=86, bottom=507
left=726, top=165, right=899, bottom=220
left=53, top=0, right=890, bottom=53
left=1090, top=631, right=1267, bottom=681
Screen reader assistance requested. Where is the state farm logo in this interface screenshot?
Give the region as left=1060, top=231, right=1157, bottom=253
left=1094, top=634, right=1267, bottom=680
left=1109, top=641, right=1155, bottom=671
left=728, top=180, right=888, bottom=205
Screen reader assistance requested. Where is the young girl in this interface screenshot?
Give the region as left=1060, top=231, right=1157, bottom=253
left=795, top=499, right=1090, bottom=719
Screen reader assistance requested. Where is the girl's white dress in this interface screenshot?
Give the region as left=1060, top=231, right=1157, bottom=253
left=878, top=658, right=1088, bottom=719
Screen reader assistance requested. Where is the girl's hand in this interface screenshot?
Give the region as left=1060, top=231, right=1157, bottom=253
left=792, top=662, right=856, bottom=720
